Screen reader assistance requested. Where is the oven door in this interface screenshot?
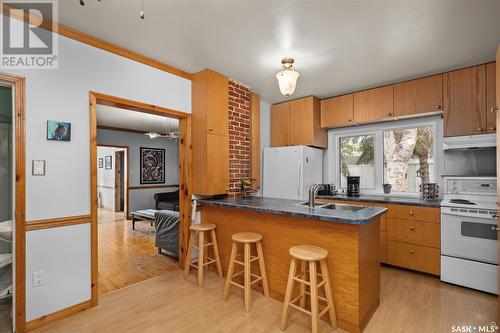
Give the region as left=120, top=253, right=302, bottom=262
left=441, top=212, right=498, bottom=264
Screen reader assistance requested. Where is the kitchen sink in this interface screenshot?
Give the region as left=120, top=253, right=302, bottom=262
left=294, top=202, right=367, bottom=212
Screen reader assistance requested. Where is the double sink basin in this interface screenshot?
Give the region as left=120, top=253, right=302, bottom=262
left=295, top=201, right=368, bottom=212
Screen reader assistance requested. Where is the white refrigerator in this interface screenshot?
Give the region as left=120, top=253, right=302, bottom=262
left=263, top=146, right=324, bottom=200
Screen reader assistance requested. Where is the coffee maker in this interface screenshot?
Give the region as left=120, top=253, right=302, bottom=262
left=346, top=176, right=360, bottom=197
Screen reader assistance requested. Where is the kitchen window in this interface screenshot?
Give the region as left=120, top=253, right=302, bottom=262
left=333, top=120, right=438, bottom=195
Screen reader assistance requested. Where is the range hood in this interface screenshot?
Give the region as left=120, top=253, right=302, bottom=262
left=443, top=133, right=496, bottom=150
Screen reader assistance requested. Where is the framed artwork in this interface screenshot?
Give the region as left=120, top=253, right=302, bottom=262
left=98, top=158, right=103, bottom=168
left=47, top=120, right=71, bottom=141
left=105, top=156, right=112, bottom=170
left=140, top=147, right=165, bottom=184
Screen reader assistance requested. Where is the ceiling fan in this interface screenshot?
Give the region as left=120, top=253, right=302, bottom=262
left=144, top=118, right=179, bottom=140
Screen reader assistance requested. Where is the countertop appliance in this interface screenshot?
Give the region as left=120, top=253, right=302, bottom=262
left=263, top=146, right=323, bottom=201
left=346, top=176, right=360, bottom=197
left=440, top=176, right=498, bottom=294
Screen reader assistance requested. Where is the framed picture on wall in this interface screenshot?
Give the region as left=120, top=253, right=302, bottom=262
left=98, top=158, right=103, bottom=168
left=140, top=147, right=165, bottom=184
left=105, top=155, right=112, bottom=170
left=47, top=120, right=71, bottom=141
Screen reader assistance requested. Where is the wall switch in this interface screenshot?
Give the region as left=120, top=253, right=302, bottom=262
left=32, top=271, right=44, bottom=287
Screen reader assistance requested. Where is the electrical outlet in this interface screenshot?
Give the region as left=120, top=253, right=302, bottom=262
left=32, top=271, right=44, bottom=287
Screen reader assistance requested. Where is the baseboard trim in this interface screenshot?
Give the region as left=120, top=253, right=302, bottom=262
left=25, top=300, right=92, bottom=331
left=26, top=215, right=92, bottom=231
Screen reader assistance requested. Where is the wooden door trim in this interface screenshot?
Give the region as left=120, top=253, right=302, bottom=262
left=26, top=215, right=92, bottom=231
left=0, top=3, right=192, bottom=80
left=0, top=73, right=26, bottom=333
left=90, top=92, right=192, bottom=307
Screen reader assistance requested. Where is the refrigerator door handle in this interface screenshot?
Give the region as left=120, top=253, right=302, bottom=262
left=297, top=160, right=302, bottom=197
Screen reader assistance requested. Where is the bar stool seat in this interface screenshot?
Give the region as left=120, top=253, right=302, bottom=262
left=223, top=232, right=269, bottom=312
left=281, top=245, right=338, bottom=333
left=184, top=223, right=222, bottom=287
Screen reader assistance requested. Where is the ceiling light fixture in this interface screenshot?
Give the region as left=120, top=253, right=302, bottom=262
left=140, top=0, right=145, bottom=19
left=144, top=118, right=179, bottom=140
left=276, top=57, right=299, bottom=96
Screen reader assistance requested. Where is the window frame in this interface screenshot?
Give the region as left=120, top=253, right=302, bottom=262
left=330, top=119, right=438, bottom=197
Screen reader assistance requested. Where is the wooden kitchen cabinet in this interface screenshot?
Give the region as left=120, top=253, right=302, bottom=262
left=443, top=65, right=486, bottom=136
left=271, top=96, right=327, bottom=148
left=353, top=85, right=394, bottom=123
left=486, top=62, right=497, bottom=133
left=320, top=94, right=354, bottom=128
left=270, top=102, right=291, bottom=147
left=394, top=74, right=443, bottom=117
left=192, top=69, right=229, bottom=195
left=387, top=240, right=440, bottom=275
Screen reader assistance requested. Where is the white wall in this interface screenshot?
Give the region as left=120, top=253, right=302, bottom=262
left=257, top=100, right=270, bottom=196
left=97, top=129, right=179, bottom=213
left=97, top=146, right=118, bottom=210
left=3, top=26, right=191, bottom=321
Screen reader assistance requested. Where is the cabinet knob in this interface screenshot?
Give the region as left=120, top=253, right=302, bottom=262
left=491, top=126, right=496, bottom=131
left=491, top=106, right=499, bottom=113
left=410, top=250, right=415, bottom=255
left=409, top=225, right=414, bottom=231
left=387, top=112, right=392, bottom=117
left=409, top=211, right=414, bottom=216
left=208, top=128, right=213, bottom=132
left=348, top=119, right=352, bottom=123
left=477, top=128, right=484, bottom=132
left=435, top=105, right=441, bottom=110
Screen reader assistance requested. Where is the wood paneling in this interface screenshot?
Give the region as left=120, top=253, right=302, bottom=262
left=387, top=240, right=440, bottom=275
left=201, top=205, right=381, bottom=333
left=178, top=117, right=192, bottom=268
left=250, top=93, right=261, bottom=187
left=443, top=65, right=486, bottom=136
left=394, top=74, right=443, bottom=117
left=386, top=204, right=440, bottom=223
left=353, top=85, right=394, bottom=123
left=380, top=231, right=387, bottom=263
left=26, top=215, right=91, bottom=231
left=270, top=102, right=291, bottom=147
left=25, top=300, right=92, bottom=332
left=387, top=219, right=440, bottom=248
left=191, top=70, right=229, bottom=195
left=0, top=3, right=192, bottom=80
left=128, top=184, right=178, bottom=190
left=320, top=94, right=354, bottom=128
left=486, top=62, right=497, bottom=133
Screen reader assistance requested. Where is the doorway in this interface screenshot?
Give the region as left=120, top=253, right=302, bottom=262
left=90, top=92, right=191, bottom=303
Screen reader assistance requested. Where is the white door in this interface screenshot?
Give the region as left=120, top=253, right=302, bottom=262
left=263, top=147, right=302, bottom=200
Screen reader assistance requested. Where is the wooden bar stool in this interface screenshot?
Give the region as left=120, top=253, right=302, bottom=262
left=280, top=245, right=337, bottom=333
left=223, top=232, right=270, bottom=312
left=184, top=223, right=222, bottom=287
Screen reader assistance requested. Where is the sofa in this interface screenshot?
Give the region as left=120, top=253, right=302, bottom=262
left=154, top=190, right=179, bottom=211
left=154, top=210, right=179, bottom=258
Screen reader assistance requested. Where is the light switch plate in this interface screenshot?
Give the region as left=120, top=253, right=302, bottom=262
left=32, top=160, right=46, bottom=176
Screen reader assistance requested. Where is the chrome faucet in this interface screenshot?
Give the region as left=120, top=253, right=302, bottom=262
left=308, top=184, right=324, bottom=208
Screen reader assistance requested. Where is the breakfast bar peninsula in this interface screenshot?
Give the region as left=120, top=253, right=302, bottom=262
left=198, top=196, right=387, bottom=333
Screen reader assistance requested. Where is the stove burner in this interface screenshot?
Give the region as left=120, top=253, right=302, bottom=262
left=449, top=199, right=476, bottom=205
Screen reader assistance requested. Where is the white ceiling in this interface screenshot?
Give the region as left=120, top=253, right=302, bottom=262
left=59, top=0, right=500, bottom=104
left=96, top=104, right=179, bottom=134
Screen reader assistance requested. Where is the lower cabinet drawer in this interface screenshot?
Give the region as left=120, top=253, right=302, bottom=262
left=387, top=218, right=440, bottom=248
left=380, top=231, right=387, bottom=263
left=387, top=241, right=440, bottom=275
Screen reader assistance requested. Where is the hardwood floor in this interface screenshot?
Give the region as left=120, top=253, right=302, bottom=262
left=32, top=264, right=495, bottom=333
left=98, top=209, right=179, bottom=296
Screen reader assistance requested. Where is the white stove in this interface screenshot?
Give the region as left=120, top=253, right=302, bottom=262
left=441, top=177, right=498, bottom=294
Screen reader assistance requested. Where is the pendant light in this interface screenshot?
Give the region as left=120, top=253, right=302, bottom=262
left=276, top=58, right=299, bottom=96
left=140, top=0, right=145, bottom=19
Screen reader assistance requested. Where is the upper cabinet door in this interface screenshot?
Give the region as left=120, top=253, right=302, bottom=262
left=353, top=85, right=394, bottom=123
left=206, top=71, right=229, bottom=136
left=443, top=65, right=486, bottom=137
left=271, top=102, right=291, bottom=147
left=290, top=97, right=327, bottom=148
left=320, top=94, right=354, bottom=128
left=394, top=74, right=443, bottom=117
left=486, top=62, right=497, bottom=134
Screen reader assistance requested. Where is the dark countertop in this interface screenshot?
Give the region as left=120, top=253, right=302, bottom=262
left=317, top=193, right=442, bottom=208
left=198, top=196, right=387, bottom=225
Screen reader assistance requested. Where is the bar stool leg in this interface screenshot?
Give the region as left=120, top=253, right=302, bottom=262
left=184, top=230, right=195, bottom=279
left=280, top=258, right=297, bottom=331
left=320, top=259, right=338, bottom=328
left=256, top=241, right=270, bottom=297
left=299, top=260, right=307, bottom=309
left=197, top=231, right=205, bottom=287
left=223, top=242, right=237, bottom=300
left=210, top=229, right=223, bottom=277
left=244, top=243, right=251, bottom=312
left=309, top=261, right=319, bottom=333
